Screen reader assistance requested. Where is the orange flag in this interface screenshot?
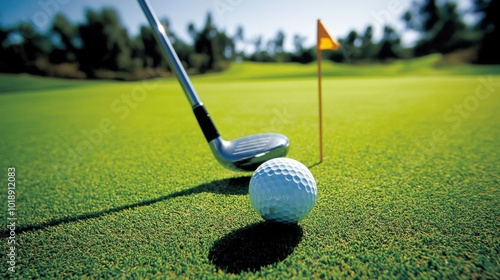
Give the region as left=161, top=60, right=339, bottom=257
left=317, top=20, right=340, bottom=51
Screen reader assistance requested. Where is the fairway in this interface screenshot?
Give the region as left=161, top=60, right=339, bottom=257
left=1, top=67, right=499, bottom=278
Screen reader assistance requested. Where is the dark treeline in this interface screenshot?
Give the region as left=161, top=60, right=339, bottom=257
left=0, top=0, right=498, bottom=80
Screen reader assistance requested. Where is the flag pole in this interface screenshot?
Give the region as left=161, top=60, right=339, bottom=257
left=316, top=19, right=338, bottom=164
left=317, top=30, right=324, bottom=163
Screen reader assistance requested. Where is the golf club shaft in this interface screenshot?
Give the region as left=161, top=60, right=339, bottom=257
left=138, top=0, right=220, bottom=142
left=138, top=0, right=200, bottom=106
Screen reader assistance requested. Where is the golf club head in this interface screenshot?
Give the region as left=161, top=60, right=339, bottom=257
left=209, top=134, right=290, bottom=171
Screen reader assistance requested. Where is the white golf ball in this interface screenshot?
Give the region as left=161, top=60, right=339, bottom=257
left=249, top=158, right=317, bottom=224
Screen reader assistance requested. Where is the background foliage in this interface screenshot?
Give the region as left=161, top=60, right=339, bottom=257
left=0, top=0, right=498, bottom=80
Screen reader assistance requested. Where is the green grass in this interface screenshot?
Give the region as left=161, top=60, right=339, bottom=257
left=202, top=54, right=500, bottom=81
left=1, top=60, right=499, bottom=278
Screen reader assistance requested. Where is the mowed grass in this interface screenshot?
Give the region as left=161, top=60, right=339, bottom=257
left=1, top=62, right=499, bottom=278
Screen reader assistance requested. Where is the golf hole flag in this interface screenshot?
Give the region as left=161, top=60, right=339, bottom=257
left=317, top=20, right=340, bottom=51
left=317, top=19, right=340, bottom=163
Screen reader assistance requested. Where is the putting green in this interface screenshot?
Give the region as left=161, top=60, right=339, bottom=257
left=0, top=63, right=499, bottom=278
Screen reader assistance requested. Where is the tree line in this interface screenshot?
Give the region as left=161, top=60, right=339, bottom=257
left=0, top=0, right=498, bottom=80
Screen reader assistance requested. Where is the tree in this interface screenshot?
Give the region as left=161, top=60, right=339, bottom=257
left=0, top=26, right=24, bottom=73
left=51, top=14, right=77, bottom=63
left=293, top=34, right=306, bottom=53
left=290, top=34, right=312, bottom=64
left=212, top=30, right=234, bottom=69
left=129, top=35, right=145, bottom=71
left=191, top=12, right=234, bottom=72
left=139, top=25, right=162, bottom=68
left=403, top=0, right=470, bottom=56
left=377, top=25, right=401, bottom=60
left=273, top=30, right=286, bottom=54
left=432, top=2, right=469, bottom=53
left=253, top=36, right=262, bottom=53
left=421, top=0, right=440, bottom=32
left=0, top=27, right=8, bottom=46
left=192, top=13, right=215, bottom=73
left=403, top=0, right=439, bottom=33
left=233, top=25, right=245, bottom=60
left=248, top=36, right=275, bottom=62
left=360, top=25, right=376, bottom=61
left=474, top=0, right=500, bottom=64
left=78, top=8, right=133, bottom=78
left=16, top=22, right=53, bottom=74
left=337, top=30, right=360, bottom=63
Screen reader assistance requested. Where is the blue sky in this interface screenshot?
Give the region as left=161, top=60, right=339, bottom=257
left=0, top=0, right=473, bottom=51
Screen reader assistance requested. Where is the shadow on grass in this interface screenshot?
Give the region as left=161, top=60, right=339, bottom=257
left=308, top=161, right=322, bottom=169
left=0, top=176, right=250, bottom=237
left=208, top=221, right=303, bottom=274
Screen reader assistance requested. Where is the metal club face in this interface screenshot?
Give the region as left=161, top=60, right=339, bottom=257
left=209, top=133, right=290, bottom=171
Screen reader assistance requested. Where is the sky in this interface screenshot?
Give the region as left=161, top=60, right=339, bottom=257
left=0, top=0, right=473, bottom=51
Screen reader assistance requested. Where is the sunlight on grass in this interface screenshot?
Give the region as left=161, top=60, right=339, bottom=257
left=0, top=63, right=499, bottom=278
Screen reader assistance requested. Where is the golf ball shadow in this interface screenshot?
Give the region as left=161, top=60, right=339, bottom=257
left=208, top=221, right=303, bottom=274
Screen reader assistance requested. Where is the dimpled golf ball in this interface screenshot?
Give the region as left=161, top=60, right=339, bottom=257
left=249, top=158, right=317, bottom=224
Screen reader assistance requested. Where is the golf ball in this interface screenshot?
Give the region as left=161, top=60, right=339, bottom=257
left=249, top=158, right=317, bottom=224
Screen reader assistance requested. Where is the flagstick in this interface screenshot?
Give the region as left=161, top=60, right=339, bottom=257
left=316, top=19, right=339, bottom=164
left=317, top=47, right=323, bottom=163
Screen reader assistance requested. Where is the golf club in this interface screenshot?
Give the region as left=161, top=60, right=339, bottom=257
left=138, top=0, right=289, bottom=171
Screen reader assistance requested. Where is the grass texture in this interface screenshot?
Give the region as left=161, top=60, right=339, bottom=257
left=1, top=60, right=499, bottom=278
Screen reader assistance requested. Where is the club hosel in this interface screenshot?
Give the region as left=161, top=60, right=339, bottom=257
left=192, top=104, right=220, bottom=142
